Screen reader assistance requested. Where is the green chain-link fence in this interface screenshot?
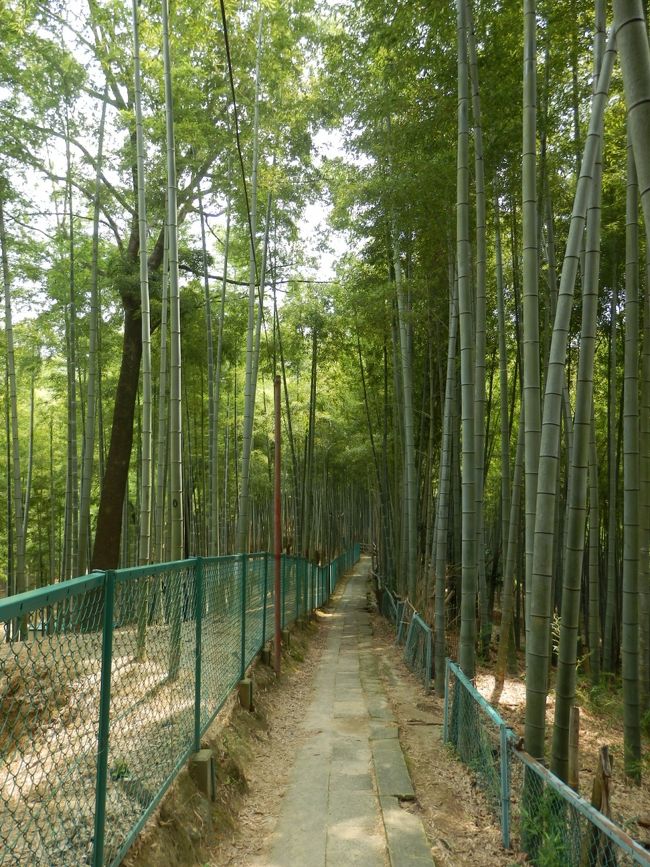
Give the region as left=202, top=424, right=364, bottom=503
left=375, top=578, right=650, bottom=864
left=444, top=659, right=650, bottom=865
left=444, top=659, right=511, bottom=845
left=380, top=587, right=398, bottom=624
left=0, top=544, right=360, bottom=867
left=404, top=613, right=432, bottom=694
left=379, top=589, right=431, bottom=691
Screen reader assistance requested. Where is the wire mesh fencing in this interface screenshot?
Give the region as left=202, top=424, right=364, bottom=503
left=444, top=659, right=511, bottom=846
left=444, top=659, right=650, bottom=865
left=396, top=598, right=415, bottom=645
left=0, top=573, right=105, bottom=867
left=377, top=591, right=432, bottom=692
left=404, top=613, right=433, bottom=692
left=381, top=587, right=398, bottom=624
left=0, top=545, right=359, bottom=867
left=509, top=748, right=649, bottom=866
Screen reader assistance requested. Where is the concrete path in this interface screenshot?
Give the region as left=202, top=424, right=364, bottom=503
left=255, top=557, right=435, bottom=867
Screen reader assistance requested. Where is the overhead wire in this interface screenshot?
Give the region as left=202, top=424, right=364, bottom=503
left=218, top=0, right=280, bottom=376
left=218, top=0, right=258, bottom=286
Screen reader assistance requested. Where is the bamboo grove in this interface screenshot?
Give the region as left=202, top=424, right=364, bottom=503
left=1, top=0, right=649, bottom=793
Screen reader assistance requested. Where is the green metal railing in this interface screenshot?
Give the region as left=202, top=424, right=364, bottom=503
left=0, top=544, right=360, bottom=867
left=375, top=576, right=650, bottom=864
left=444, top=659, right=650, bottom=865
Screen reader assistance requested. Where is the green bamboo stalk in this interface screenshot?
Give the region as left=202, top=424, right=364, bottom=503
left=621, top=131, right=641, bottom=780
left=613, top=0, right=650, bottom=777
left=466, top=0, right=489, bottom=654
left=161, top=0, right=184, bottom=679
left=525, top=30, right=615, bottom=763
left=393, top=217, right=417, bottom=602
left=0, top=190, right=26, bottom=623
left=456, top=0, right=477, bottom=677
left=522, top=0, right=541, bottom=648
left=434, top=278, right=458, bottom=694
left=237, top=8, right=264, bottom=555
left=78, top=90, right=107, bottom=575
left=550, top=35, right=606, bottom=775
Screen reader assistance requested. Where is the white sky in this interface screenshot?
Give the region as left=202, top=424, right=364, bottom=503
left=299, top=127, right=349, bottom=282
left=4, top=7, right=361, bottom=318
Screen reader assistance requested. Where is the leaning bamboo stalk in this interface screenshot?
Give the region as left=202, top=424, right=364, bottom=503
left=78, top=90, right=107, bottom=575
left=525, top=29, right=616, bottom=763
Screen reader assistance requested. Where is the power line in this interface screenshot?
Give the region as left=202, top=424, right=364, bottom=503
left=218, top=0, right=258, bottom=284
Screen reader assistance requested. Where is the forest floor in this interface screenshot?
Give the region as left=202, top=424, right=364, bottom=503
left=123, top=580, right=650, bottom=866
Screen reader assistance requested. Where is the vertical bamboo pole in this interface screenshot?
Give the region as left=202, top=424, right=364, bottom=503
left=274, top=375, right=282, bottom=676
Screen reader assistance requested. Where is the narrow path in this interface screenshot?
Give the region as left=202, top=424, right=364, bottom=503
left=253, top=557, right=435, bottom=867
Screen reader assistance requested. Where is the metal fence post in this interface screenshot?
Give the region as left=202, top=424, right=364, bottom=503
left=426, top=629, right=433, bottom=694
left=281, top=554, right=286, bottom=629
left=92, top=570, right=115, bottom=867
left=194, top=557, right=204, bottom=752
left=443, top=658, right=450, bottom=743
left=262, top=552, right=269, bottom=647
left=240, top=553, right=247, bottom=679
left=499, top=724, right=511, bottom=848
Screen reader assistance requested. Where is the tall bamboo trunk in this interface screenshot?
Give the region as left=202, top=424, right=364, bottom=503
left=494, top=186, right=511, bottom=637
left=211, top=172, right=231, bottom=556
left=603, top=285, right=619, bottom=673
left=550, top=36, right=605, bottom=775
left=525, top=30, right=615, bottom=763
left=393, top=222, right=417, bottom=601
left=301, top=328, right=318, bottom=558
left=154, top=227, right=170, bottom=565
left=64, top=124, right=79, bottom=579
left=466, top=0, right=489, bottom=655
left=198, top=191, right=215, bottom=555
left=237, top=9, right=264, bottom=555
left=161, top=0, right=184, bottom=678
left=640, top=288, right=650, bottom=710
left=456, top=0, right=477, bottom=677
left=621, top=131, right=641, bottom=780
left=133, top=0, right=153, bottom=657
left=434, top=278, right=458, bottom=694
left=613, top=0, right=650, bottom=781
left=78, top=91, right=107, bottom=575
left=0, top=191, right=26, bottom=629
left=522, top=0, right=541, bottom=649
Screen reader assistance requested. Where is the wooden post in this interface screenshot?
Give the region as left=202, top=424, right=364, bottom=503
left=581, top=745, right=615, bottom=867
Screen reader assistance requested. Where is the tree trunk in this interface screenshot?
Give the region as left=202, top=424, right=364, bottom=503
left=91, top=297, right=142, bottom=570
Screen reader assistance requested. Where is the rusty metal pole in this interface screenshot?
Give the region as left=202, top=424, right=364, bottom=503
left=274, top=374, right=282, bottom=676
